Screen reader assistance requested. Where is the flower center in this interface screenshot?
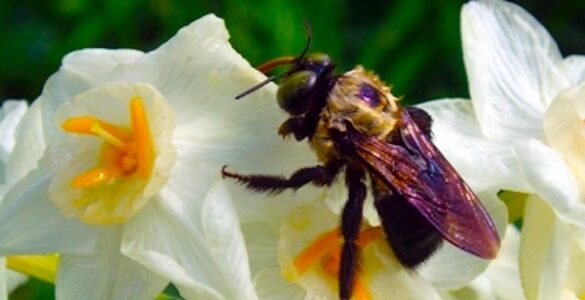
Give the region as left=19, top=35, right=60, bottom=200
left=293, top=226, right=384, bottom=300
left=62, top=97, right=153, bottom=189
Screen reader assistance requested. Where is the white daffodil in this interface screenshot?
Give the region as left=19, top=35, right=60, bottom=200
left=0, top=100, right=29, bottom=300
left=241, top=178, right=507, bottom=300
left=0, top=15, right=314, bottom=299
left=419, top=0, right=585, bottom=299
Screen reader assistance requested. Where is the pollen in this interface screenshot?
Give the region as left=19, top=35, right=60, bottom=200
left=292, top=226, right=384, bottom=300
left=63, top=97, right=154, bottom=189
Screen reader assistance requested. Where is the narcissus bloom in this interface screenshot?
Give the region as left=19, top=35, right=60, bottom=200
left=241, top=179, right=506, bottom=299
left=420, top=0, right=585, bottom=299
left=0, top=15, right=312, bottom=299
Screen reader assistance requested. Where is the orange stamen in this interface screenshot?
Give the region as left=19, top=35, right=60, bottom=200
left=293, top=226, right=383, bottom=300
left=294, top=228, right=341, bottom=274
left=130, top=97, right=153, bottom=179
left=63, top=96, right=154, bottom=189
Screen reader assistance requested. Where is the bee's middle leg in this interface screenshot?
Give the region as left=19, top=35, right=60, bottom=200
left=221, top=161, right=341, bottom=194
left=339, top=165, right=366, bottom=300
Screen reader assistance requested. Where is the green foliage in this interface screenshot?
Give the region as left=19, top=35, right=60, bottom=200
left=0, top=1, right=582, bottom=104
left=0, top=0, right=467, bottom=102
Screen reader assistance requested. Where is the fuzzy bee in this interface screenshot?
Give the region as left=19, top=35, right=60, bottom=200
left=222, top=32, right=500, bottom=300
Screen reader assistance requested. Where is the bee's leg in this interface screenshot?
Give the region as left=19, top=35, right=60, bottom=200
left=339, top=165, right=366, bottom=300
left=221, top=162, right=341, bottom=194
left=278, top=117, right=307, bottom=141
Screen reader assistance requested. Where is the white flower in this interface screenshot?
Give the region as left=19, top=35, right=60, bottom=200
left=0, top=100, right=29, bottom=300
left=419, top=0, right=585, bottom=299
left=241, top=179, right=507, bottom=299
left=0, top=15, right=313, bottom=299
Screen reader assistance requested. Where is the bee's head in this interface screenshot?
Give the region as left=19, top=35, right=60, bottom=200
left=236, top=21, right=335, bottom=116
left=274, top=52, right=335, bottom=115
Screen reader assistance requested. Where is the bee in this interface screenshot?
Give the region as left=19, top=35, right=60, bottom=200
left=222, top=28, right=500, bottom=300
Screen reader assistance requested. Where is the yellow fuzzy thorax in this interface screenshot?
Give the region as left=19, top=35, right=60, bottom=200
left=310, top=66, right=400, bottom=164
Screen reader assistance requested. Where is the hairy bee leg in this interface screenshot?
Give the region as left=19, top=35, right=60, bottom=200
left=339, top=165, right=366, bottom=300
left=221, top=162, right=341, bottom=194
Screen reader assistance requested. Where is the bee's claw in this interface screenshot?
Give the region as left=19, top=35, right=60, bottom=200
left=221, top=165, right=235, bottom=179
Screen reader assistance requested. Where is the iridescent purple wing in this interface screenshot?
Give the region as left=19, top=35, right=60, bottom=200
left=336, top=108, right=500, bottom=259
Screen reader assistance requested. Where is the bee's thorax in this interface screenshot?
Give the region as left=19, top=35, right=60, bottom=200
left=310, top=66, right=400, bottom=164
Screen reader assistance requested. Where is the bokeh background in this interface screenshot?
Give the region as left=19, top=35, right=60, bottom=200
left=1, top=0, right=584, bottom=299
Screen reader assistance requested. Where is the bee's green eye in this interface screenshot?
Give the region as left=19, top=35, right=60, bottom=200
left=277, top=70, right=317, bottom=115
left=304, top=53, right=331, bottom=65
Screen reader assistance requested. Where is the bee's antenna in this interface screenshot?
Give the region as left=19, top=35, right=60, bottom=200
left=236, top=19, right=313, bottom=100
left=297, top=19, right=313, bottom=62
left=235, top=75, right=280, bottom=100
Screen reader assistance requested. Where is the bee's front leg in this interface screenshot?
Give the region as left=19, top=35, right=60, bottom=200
left=221, top=162, right=342, bottom=194
left=278, top=116, right=308, bottom=141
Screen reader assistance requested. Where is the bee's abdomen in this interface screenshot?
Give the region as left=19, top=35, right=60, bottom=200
left=373, top=180, right=443, bottom=268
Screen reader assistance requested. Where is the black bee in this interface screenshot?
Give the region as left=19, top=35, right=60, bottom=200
left=222, top=29, right=499, bottom=300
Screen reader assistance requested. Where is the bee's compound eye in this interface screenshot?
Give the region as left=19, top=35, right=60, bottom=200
left=277, top=70, right=317, bottom=115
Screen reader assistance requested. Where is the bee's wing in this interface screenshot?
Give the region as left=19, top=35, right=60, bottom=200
left=336, top=109, right=500, bottom=259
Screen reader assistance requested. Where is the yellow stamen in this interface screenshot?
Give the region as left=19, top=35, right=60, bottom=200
left=62, top=117, right=132, bottom=142
left=293, top=226, right=382, bottom=300
left=130, top=97, right=153, bottom=179
left=90, top=123, right=128, bottom=152
left=6, top=254, right=59, bottom=283
left=70, top=165, right=122, bottom=188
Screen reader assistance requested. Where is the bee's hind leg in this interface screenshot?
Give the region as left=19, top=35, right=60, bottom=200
left=339, top=165, right=366, bottom=300
left=221, top=161, right=341, bottom=194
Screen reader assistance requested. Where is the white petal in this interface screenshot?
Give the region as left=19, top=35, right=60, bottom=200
left=0, top=258, right=5, bottom=300
left=462, top=0, right=567, bottom=140
left=520, top=196, right=570, bottom=300
left=559, top=55, right=585, bottom=86
left=456, top=226, right=524, bottom=300
left=41, top=48, right=144, bottom=140
left=57, top=227, right=168, bottom=300
left=512, top=139, right=585, bottom=228
left=0, top=162, right=100, bottom=255
left=253, top=267, right=305, bottom=300
left=172, top=135, right=317, bottom=224
left=241, top=222, right=279, bottom=275
left=122, top=186, right=230, bottom=300
left=200, top=180, right=258, bottom=300
left=112, top=14, right=277, bottom=130
left=544, top=83, right=585, bottom=196
left=6, top=100, right=44, bottom=187
left=0, top=100, right=27, bottom=166
left=419, top=99, right=531, bottom=192
left=420, top=188, right=508, bottom=290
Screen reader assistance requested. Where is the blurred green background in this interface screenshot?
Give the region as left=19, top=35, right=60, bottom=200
left=1, top=0, right=583, bottom=106
left=0, top=0, right=583, bottom=299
